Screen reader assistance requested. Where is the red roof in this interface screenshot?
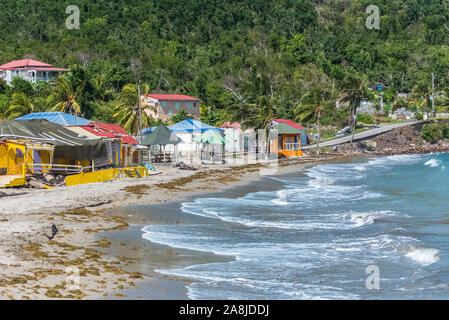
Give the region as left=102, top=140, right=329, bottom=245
left=32, top=67, right=70, bottom=71
left=147, top=94, right=199, bottom=101
left=220, top=122, right=242, bottom=131
left=274, top=119, right=305, bottom=129
left=80, top=122, right=138, bottom=145
left=0, top=59, right=69, bottom=71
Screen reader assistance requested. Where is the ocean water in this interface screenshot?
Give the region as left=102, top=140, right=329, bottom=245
left=141, top=153, right=449, bottom=299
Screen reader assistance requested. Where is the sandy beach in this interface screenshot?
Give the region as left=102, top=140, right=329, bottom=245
left=0, top=155, right=351, bottom=299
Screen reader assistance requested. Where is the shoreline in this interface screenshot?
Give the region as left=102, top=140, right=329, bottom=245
left=0, top=150, right=432, bottom=299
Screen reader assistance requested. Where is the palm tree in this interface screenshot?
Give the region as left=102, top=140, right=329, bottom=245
left=294, top=89, right=323, bottom=124
left=412, top=80, right=432, bottom=118
left=341, top=74, right=372, bottom=144
left=294, top=88, right=327, bottom=149
left=315, top=105, right=324, bottom=149
left=47, top=75, right=84, bottom=118
left=231, top=96, right=279, bottom=157
left=6, top=92, right=34, bottom=119
left=92, top=74, right=113, bottom=101
left=113, top=83, right=156, bottom=140
left=229, top=103, right=258, bottom=128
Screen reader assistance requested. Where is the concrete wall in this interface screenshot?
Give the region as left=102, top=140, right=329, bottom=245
left=142, top=96, right=201, bottom=121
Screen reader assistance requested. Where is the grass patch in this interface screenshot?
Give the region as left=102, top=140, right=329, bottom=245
left=123, top=184, right=151, bottom=195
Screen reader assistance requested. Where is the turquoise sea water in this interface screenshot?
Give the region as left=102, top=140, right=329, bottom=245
left=141, top=153, right=449, bottom=299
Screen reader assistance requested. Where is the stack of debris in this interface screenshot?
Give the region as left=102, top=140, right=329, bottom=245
left=26, top=173, right=66, bottom=189
left=174, top=161, right=198, bottom=171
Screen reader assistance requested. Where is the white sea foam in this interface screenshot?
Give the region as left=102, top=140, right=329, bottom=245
left=405, top=247, right=440, bottom=266
left=344, top=210, right=403, bottom=227
left=271, top=190, right=289, bottom=205
left=424, top=159, right=440, bottom=168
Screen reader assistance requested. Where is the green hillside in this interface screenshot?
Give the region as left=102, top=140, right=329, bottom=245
left=1, top=0, right=448, bottom=129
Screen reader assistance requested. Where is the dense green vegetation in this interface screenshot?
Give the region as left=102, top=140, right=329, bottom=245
left=421, top=122, right=449, bottom=143
left=1, top=0, right=449, bottom=132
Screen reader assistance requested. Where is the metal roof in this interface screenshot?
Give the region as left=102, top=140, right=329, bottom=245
left=147, top=94, right=199, bottom=101
left=16, top=112, right=91, bottom=126
left=143, top=119, right=222, bottom=135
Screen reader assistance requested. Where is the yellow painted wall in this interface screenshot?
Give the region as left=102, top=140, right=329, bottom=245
left=2, top=141, right=53, bottom=176
left=7, top=141, right=26, bottom=175
left=0, top=144, right=8, bottom=170
left=65, top=167, right=148, bottom=186
left=270, top=134, right=303, bottom=157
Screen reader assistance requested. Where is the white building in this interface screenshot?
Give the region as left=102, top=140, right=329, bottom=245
left=0, top=59, right=70, bottom=84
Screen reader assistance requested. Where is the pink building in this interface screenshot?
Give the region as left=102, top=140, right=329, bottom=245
left=0, top=59, right=70, bottom=84
left=142, top=94, right=201, bottom=121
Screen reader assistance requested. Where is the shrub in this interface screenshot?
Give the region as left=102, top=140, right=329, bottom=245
left=357, top=114, right=374, bottom=124
left=414, top=112, right=423, bottom=120
left=421, top=124, right=443, bottom=143
left=442, top=125, right=449, bottom=139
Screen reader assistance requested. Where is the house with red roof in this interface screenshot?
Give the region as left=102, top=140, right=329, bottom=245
left=67, top=122, right=145, bottom=167
left=272, top=119, right=309, bottom=147
left=0, top=59, right=70, bottom=84
left=142, top=93, right=201, bottom=121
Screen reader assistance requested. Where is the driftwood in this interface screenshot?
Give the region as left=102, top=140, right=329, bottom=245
left=176, top=162, right=198, bottom=171
left=26, top=174, right=66, bottom=189
left=45, top=224, right=59, bottom=240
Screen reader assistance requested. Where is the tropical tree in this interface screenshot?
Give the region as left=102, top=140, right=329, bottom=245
left=113, top=83, right=156, bottom=139
left=341, top=74, right=373, bottom=144
left=92, top=74, right=113, bottom=101
left=229, top=103, right=258, bottom=128
left=315, top=105, right=324, bottom=148
left=170, top=109, right=192, bottom=123
left=47, top=75, right=84, bottom=116
left=231, top=96, right=279, bottom=156
left=412, top=79, right=432, bottom=117
left=6, top=92, right=34, bottom=119
left=294, top=88, right=325, bottom=124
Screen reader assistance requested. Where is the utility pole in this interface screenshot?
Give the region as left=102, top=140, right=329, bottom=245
left=380, top=92, right=383, bottom=113
left=137, top=84, right=142, bottom=144
left=432, top=73, right=436, bottom=118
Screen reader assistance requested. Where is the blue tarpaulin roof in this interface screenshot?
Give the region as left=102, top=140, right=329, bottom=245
left=16, top=112, right=91, bottom=126
left=143, top=119, right=223, bottom=134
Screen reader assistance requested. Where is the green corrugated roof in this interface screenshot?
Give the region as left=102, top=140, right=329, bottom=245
left=273, top=122, right=302, bottom=134
left=193, top=130, right=226, bottom=144
left=141, top=123, right=182, bottom=145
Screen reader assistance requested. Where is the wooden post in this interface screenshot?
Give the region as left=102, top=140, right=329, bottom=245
left=22, top=146, right=28, bottom=178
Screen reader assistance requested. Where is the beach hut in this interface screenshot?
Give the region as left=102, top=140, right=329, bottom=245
left=273, top=119, right=309, bottom=147
left=193, top=130, right=226, bottom=163
left=220, top=122, right=243, bottom=153
left=141, top=124, right=182, bottom=163
left=0, top=119, right=107, bottom=173
left=143, top=119, right=224, bottom=162
left=68, top=122, right=141, bottom=168
left=269, top=122, right=303, bottom=158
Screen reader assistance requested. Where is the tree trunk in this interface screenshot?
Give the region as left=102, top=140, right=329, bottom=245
left=137, top=85, right=141, bottom=144
left=350, top=105, right=356, bottom=145
left=316, top=112, right=321, bottom=149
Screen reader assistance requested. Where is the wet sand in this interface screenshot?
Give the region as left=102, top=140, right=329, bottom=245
left=0, top=155, right=357, bottom=299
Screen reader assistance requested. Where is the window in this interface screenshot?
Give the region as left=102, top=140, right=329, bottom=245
left=175, top=102, right=181, bottom=110
left=187, top=102, right=192, bottom=111
left=168, top=109, right=173, bottom=117
left=161, top=101, right=167, bottom=108
left=194, top=102, right=197, bottom=108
